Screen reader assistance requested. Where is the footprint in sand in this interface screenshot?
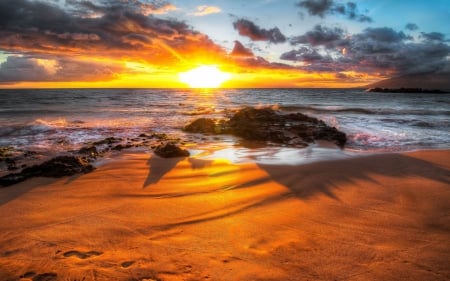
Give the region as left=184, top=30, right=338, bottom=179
left=20, top=271, right=36, bottom=278
left=20, top=272, right=57, bottom=281
left=121, top=261, right=135, bottom=268
left=63, top=250, right=102, bottom=259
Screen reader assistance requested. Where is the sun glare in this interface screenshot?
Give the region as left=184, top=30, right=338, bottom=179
left=179, top=65, right=231, bottom=88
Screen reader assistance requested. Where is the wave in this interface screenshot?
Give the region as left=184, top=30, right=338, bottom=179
left=279, top=105, right=450, bottom=116
left=0, top=118, right=88, bottom=138
left=0, top=109, right=65, bottom=115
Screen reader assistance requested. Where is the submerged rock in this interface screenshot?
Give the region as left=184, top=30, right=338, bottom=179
left=0, top=146, right=13, bottom=160
left=78, top=145, right=99, bottom=158
left=184, top=107, right=347, bottom=147
left=184, top=118, right=217, bottom=133
left=154, top=143, right=190, bottom=158
left=93, top=137, right=121, bottom=145
left=0, top=156, right=94, bottom=187
left=112, top=144, right=133, bottom=151
left=184, top=118, right=228, bottom=134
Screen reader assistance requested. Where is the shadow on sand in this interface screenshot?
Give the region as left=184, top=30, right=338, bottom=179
left=142, top=153, right=449, bottom=231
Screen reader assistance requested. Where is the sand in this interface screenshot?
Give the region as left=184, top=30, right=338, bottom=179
left=0, top=149, right=449, bottom=281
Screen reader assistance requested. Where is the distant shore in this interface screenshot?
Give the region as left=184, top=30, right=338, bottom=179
left=367, top=87, right=450, bottom=93
left=0, top=149, right=449, bottom=280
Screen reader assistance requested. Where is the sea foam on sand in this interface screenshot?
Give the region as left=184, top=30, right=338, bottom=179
left=0, top=150, right=449, bottom=281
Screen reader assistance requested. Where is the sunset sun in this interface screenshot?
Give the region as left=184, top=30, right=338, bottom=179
left=179, top=65, right=231, bottom=88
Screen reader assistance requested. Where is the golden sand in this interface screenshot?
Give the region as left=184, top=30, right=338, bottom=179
left=0, top=150, right=449, bottom=281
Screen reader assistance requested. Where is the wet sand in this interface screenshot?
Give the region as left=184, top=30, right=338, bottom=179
left=0, top=150, right=449, bottom=281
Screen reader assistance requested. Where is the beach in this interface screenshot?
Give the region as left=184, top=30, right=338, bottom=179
left=1, top=149, right=449, bottom=281
left=2, top=0, right=450, bottom=279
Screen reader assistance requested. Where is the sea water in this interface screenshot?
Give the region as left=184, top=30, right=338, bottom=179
left=1, top=88, right=449, bottom=166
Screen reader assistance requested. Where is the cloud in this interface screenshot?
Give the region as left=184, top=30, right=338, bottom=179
left=297, top=0, right=333, bottom=17
left=0, top=0, right=226, bottom=68
left=282, top=26, right=450, bottom=75
left=140, top=1, right=177, bottom=15
left=233, top=19, right=287, bottom=44
left=405, top=23, right=419, bottom=31
left=421, top=32, right=446, bottom=42
left=191, top=5, right=221, bottom=16
left=280, top=47, right=338, bottom=73
left=0, top=56, right=51, bottom=82
left=290, top=25, right=346, bottom=48
left=0, top=55, right=124, bottom=82
left=280, top=47, right=333, bottom=63
left=230, top=41, right=255, bottom=57
left=65, top=0, right=177, bottom=17
left=297, top=0, right=372, bottom=22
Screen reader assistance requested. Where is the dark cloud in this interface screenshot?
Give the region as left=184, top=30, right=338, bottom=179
left=230, top=41, right=254, bottom=57
left=335, top=72, right=348, bottom=79
left=233, top=19, right=286, bottom=44
left=0, top=0, right=225, bottom=67
left=355, top=27, right=410, bottom=42
left=421, top=32, right=446, bottom=42
left=297, top=0, right=372, bottom=22
left=280, top=47, right=330, bottom=63
left=230, top=52, right=294, bottom=72
left=290, top=25, right=345, bottom=48
left=297, top=0, right=333, bottom=17
left=0, top=55, right=124, bottom=82
left=405, top=23, right=419, bottom=31
left=282, top=26, right=450, bottom=75
left=280, top=47, right=338, bottom=72
left=0, top=56, right=50, bottom=82
left=66, top=0, right=177, bottom=17
left=0, top=0, right=230, bottom=83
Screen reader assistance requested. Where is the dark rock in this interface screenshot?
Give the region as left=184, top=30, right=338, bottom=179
left=78, top=145, right=99, bottom=157
left=230, top=107, right=346, bottom=147
left=5, top=158, right=17, bottom=170
left=184, top=107, right=347, bottom=147
left=184, top=118, right=217, bottom=133
left=154, top=143, right=190, bottom=158
left=112, top=144, right=133, bottom=151
left=0, top=156, right=95, bottom=187
left=0, top=146, right=13, bottom=161
left=23, top=150, right=37, bottom=157
left=184, top=118, right=228, bottom=134
left=152, top=133, right=168, bottom=140
left=93, top=137, right=121, bottom=145
left=227, top=107, right=282, bottom=141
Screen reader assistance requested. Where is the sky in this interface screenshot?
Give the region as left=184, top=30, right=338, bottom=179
left=0, top=0, right=449, bottom=88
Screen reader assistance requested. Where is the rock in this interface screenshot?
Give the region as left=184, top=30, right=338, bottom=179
left=93, top=137, right=121, bottom=145
left=0, top=156, right=95, bottom=187
left=184, top=107, right=347, bottom=147
left=112, top=144, right=133, bottom=151
left=5, top=158, right=18, bottom=170
left=227, top=107, right=282, bottom=141
left=78, top=145, right=99, bottom=157
left=154, top=143, right=190, bottom=158
left=184, top=118, right=217, bottom=133
left=150, top=133, right=168, bottom=140
left=0, top=146, right=13, bottom=160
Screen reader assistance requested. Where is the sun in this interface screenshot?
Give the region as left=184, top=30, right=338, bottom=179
left=179, top=65, right=231, bottom=88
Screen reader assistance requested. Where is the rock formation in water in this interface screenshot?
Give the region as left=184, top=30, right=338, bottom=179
left=184, top=107, right=347, bottom=147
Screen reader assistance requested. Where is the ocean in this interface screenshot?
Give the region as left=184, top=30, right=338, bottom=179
left=1, top=88, right=449, bottom=169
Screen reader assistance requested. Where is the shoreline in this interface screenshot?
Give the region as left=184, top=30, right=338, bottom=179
left=0, top=149, right=449, bottom=280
